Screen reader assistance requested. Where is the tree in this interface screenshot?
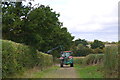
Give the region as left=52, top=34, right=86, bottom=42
left=72, top=44, right=93, bottom=56
left=93, top=48, right=104, bottom=54
left=2, top=2, right=74, bottom=57
left=74, top=38, right=88, bottom=47
left=2, top=2, right=32, bottom=42
left=91, top=40, right=105, bottom=49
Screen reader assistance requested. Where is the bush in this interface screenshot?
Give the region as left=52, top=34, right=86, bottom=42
left=74, top=44, right=94, bottom=56
left=91, top=40, right=105, bottom=49
left=93, top=48, right=104, bottom=54
left=2, top=40, right=53, bottom=78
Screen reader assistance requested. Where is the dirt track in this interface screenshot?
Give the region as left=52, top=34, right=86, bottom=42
left=41, top=64, right=79, bottom=78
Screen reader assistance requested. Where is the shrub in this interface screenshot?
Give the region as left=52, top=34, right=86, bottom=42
left=2, top=40, right=53, bottom=78
left=75, top=44, right=94, bottom=56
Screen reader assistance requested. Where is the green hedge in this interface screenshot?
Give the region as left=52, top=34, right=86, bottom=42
left=74, top=46, right=118, bottom=78
left=74, top=54, right=104, bottom=66
left=2, top=40, right=53, bottom=78
left=74, top=57, right=84, bottom=65
left=103, top=46, right=118, bottom=78
left=83, top=54, right=104, bottom=65
left=36, top=51, right=53, bottom=70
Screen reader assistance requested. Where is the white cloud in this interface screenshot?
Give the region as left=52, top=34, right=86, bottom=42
left=57, top=0, right=118, bottom=31
left=23, top=0, right=119, bottom=41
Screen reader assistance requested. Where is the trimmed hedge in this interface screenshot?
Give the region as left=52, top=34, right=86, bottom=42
left=83, top=54, right=104, bottom=65
left=36, top=51, right=53, bottom=70
left=74, top=54, right=104, bottom=66
left=2, top=40, right=53, bottom=78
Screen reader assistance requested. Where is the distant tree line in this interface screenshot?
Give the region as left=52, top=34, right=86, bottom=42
left=71, top=39, right=105, bottom=56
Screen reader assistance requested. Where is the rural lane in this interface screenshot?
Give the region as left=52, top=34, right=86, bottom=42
left=41, top=64, right=79, bottom=78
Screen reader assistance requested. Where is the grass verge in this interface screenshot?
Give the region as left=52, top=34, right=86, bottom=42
left=32, top=65, right=59, bottom=78
left=75, top=64, right=104, bottom=78
left=10, top=65, right=59, bottom=78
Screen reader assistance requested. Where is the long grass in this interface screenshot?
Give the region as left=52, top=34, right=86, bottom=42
left=103, top=46, right=118, bottom=78
left=75, top=64, right=104, bottom=78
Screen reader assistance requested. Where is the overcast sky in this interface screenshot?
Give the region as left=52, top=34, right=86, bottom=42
left=23, top=0, right=119, bottom=42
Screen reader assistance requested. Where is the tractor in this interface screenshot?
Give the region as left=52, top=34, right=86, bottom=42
left=59, top=51, right=74, bottom=67
left=46, top=45, right=74, bottom=67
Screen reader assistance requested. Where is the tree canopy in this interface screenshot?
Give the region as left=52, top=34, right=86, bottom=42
left=74, top=38, right=88, bottom=47
left=91, top=40, right=105, bottom=49
left=2, top=2, right=74, bottom=57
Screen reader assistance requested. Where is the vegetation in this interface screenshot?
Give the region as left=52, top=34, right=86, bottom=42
left=74, top=46, right=118, bottom=78
left=2, top=40, right=53, bottom=78
left=2, top=2, right=74, bottom=57
left=103, top=46, right=118, bottom=78
left=83, top=54, right=104, bottom=66
left=72, top=39, right=105, bottom=56
left=75, top=65, right=103, bottom=78
left=71, top=39, right=94, bottom=56
left=92, top=48, right=104, bottom=54
left=74, top=54, right=104, bottom=66
left=1, top=1, right=119, bottom=78
left=75, top=44, right=94, bottom=56
left=74, top=57, right=84, bottom=65
left=12, top=65, right=59, bottom=78
left=91, top=40, right=105, bottom=49
left=74, top=38, right=88, bottom=46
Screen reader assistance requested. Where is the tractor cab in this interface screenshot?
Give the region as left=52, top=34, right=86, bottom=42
left=62, top=51, right=71, bottom=57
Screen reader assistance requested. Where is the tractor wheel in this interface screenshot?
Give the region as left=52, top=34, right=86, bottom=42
left=60, top=63, right=63, bottom=67
left=70, top=63, right=74, bottom=67
left=60, top=61, right=63, bottom=67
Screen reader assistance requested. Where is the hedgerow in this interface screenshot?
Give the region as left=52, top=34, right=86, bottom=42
left=74, top=57, right=84, bottom=65
left=103, top=46, right=118, bottom=78
left=74, top=54, right=104, bottom=66
left=83, top=54, right=104, bottom=65
left=2, top=40, right=53, bottom=78
left=74, top=46, right=118, bottom=78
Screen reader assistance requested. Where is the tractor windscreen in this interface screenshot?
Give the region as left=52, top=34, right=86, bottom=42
left=62, top=52, right=72, bottom=57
